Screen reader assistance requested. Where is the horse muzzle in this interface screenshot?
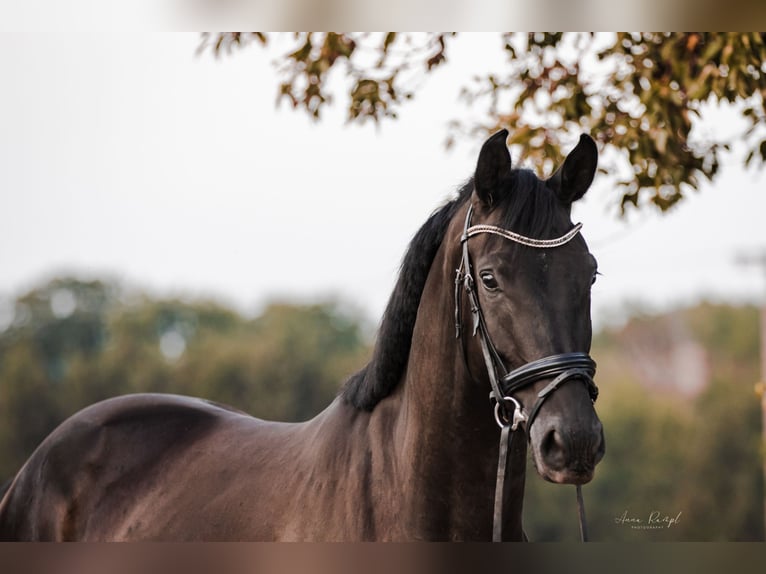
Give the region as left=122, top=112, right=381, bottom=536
left=531, top=415, right=605, bottom=484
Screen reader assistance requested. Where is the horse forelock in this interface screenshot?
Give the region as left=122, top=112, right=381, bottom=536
left=497, top=169, right=569, bottom=241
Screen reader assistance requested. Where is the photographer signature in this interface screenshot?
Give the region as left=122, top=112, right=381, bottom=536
left=614, top=510, right=683, bottom=529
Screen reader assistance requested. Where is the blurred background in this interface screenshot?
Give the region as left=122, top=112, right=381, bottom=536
left=1, top=33, right=765, bottom=540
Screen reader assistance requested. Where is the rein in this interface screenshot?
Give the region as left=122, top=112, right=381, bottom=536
left=454, top=204, right=599, bottom=542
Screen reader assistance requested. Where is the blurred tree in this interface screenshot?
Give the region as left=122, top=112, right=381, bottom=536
left=200, top=32, right=766, bottom=214
left=177, top=302, right=370, bottom=421
left=0, top=278, right=118, bottom=477
left=678, top=303, right=763, bottom=540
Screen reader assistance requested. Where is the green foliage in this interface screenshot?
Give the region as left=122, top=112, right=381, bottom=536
left=176, top=303, right=369, bottom=421
left=200, top=32, right=766, bottom=214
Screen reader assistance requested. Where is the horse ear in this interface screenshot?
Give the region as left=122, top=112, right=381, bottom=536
left=548, top=134, right=598, bottom=204
left=474, top=129, right=511, bottom=207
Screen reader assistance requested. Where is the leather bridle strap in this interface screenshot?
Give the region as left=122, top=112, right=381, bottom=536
left=501, top=353, right=598, bottom=397
left=576, top=484, right=589, bottom=542
left=502, top=356, right=598, bottom=434
left=458, top=205, right=508, bottom=415
left=524, top=368, right=596, bottom=432
left=492, top=425, right=512, bottom=542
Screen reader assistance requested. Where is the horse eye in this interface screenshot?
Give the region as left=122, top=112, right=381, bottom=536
left=591, top=271, right=601, bottom=285
left=480, top=271, right=499, bottom=290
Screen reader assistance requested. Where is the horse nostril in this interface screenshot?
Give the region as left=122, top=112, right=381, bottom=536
left=541, top=428, right=568, bottom=471
left=593, top=424, right=606, bottom=464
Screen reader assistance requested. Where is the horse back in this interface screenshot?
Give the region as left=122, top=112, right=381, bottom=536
left=0, top=393, right=248, bottom=540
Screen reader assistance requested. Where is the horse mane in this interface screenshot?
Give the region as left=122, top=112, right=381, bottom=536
left=340, top=168, right=561, bottom=410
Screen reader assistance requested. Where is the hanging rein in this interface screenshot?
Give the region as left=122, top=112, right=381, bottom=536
left=454, top=204, right=599, bottom=542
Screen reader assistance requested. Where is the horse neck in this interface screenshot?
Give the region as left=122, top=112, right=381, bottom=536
left=390, top=216, right=528, bottom=540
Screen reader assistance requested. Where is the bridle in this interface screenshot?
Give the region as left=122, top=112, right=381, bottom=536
left=454, top=203, right=599, bottom=542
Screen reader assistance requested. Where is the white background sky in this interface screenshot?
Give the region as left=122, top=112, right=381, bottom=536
left=1, top=33, right=764, bottom=330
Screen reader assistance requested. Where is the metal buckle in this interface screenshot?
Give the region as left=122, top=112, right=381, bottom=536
left=493, top=396, right=528, bottom=431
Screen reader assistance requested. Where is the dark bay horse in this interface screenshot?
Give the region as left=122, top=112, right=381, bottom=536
left=0, top=130, right=604, bottom=541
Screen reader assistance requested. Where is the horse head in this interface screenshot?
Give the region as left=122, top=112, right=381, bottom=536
left=458, top=129, right=605, bottom=485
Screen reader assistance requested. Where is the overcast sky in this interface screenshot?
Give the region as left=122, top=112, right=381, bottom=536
left=1, top=33, right=765, bottom=330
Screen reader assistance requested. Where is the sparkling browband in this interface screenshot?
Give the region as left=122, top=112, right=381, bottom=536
left=464, top=222, right=583, bottom=248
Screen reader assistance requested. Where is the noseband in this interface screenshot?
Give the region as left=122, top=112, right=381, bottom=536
left=454, top=203, right=599, bottom=542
